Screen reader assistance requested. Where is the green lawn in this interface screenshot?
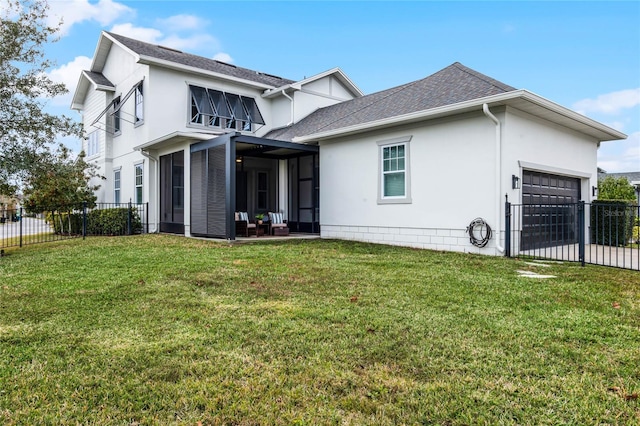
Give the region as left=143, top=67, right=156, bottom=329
left=1, top=235, right=638, bottom=425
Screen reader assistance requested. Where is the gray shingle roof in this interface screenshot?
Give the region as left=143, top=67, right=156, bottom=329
left=265, top=62, right=517, bottom=141
left=83, top=71, right=114, bottom=88
left=605, top=171, right=640, bottom=182
left=106, top=32, right=295, bottom=88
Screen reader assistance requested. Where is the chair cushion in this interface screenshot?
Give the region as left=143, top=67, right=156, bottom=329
left=239, top=212, right=249, bottom=222
left=270, top=212, right=284, bottom=224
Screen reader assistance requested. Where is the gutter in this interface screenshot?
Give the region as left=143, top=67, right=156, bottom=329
left=138, top=149, right=159, bottom=234
left=482, top=103, right=504, bottom=254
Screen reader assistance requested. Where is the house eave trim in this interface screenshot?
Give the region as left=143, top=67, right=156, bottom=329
left=262, top=67, right=364, bottom=99
left=137, top=55, right=277, bottom=90
left=133, top=131, right=216, bottom=151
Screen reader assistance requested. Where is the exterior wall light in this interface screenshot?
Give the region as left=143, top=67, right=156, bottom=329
left=512, top=175, right=520, bottom=190
left=592, top=186, right=598, bottom=197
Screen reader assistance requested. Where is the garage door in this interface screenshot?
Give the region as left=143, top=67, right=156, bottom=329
left=521, top=170, right=581, bottom=250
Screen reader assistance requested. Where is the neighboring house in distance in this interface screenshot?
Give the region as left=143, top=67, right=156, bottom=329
left=72, top=31, right=626, bottom=255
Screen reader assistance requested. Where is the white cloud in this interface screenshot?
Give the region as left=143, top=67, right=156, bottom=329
left=46, top=55, right=92, bottom=106
left=212, top=52, right=233, bottom=64
left=156, top=14, right=209, bottom=32
left=160, top=33, right=218, bottom=51
left=109, top=23, right=163, bottom=44
left=48, top=0, right=134, bottom=36
left=573, top=88, right=640, bottom=115
left=109, top=23, right=219, bottom=52
left=598, top=131, right=640, bottom=173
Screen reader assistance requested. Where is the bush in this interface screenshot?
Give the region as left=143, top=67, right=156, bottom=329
left=590, top=200, right=636, bottom=246
left=46, top=211, right=83, bottom=235
left=86, top=207, right=142, bottom=236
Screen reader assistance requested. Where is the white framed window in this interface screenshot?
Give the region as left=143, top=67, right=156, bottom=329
left=112, top=96, right=121, bottom=135
left=87, top=131, right=99, bottom=157
left=114, top=169, right=121, bottom=204
left=378, top=136, right=412, bottom=204
left=134, top=163, right=143, bottom=203
left=134, top=82, right=144, bottom=124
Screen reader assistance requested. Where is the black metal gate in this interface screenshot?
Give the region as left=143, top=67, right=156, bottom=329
left=506, top=199, right=639, bottom=270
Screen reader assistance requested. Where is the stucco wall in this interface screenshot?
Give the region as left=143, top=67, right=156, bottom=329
left=503, top=106, right=598, bottom=202
left=319, top=107, right=600, bottom=255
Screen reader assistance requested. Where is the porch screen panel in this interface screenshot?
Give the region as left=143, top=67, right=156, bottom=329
left=190, top=150, right=207, bottom=235
left=206, top=145, right=227, bottom=237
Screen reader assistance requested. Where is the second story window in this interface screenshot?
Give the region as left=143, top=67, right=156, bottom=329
left=113, top=96, right=121, bottom=134
left=189, top=85, right=265, bottom=132
left=135, top=82, right=143, bottom=124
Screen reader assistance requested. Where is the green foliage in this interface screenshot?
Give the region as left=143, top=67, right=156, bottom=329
left=597, top=176, right=636, bottom=201
left=45, top=207, right=143, bottom=235
left=590, top=200, right=636, bottom=246
left=0, top=0, right=83, bottom=194
left=87, top=207, right=142, bottom=235
left=23, top=147, right=100, bottom=213
left=46, top=210, right=83, bottom=235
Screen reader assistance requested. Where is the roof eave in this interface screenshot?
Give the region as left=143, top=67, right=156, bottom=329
left=133, top=131, right=222, bottom=151
left=292, top=90, right=627, bottom=143
left=137, top=55, right=278, bottom=90
left=262, top=67, right=364, bottom=99
left=516, top=90, right=627, bottom=141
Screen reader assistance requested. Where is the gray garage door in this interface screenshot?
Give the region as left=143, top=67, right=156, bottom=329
left=521, top=170, right=581, bottom=250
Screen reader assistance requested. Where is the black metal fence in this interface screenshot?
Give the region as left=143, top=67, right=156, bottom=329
left=506, top=199, right=639, bottom=270
left=0, top=202, right=148, bottom=250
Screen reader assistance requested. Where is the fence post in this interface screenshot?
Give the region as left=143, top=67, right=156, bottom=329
left=504, top=195, right=511, bottom=257
left=128, top=200, right=132, bottom=235
left=578, top=201, right=585, bottom=267
left=82, top=201, right=87, bottom=240
left=19, top=207, right=23, bottom=247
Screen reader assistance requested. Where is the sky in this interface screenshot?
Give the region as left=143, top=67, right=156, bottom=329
left=14, top=0, right=640, bottom=172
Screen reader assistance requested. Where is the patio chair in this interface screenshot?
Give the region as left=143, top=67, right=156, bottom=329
left=235, top=212, right=256, bottom=237
left=268, top=212, right=289, bottom=236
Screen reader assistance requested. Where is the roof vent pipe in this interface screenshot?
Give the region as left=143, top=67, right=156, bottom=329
left=282, top=89, right=294, bottom=126
left=482, top=103, right=505, bottom=253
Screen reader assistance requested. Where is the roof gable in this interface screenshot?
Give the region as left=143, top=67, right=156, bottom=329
left=265, top=62, right=517, bottom=141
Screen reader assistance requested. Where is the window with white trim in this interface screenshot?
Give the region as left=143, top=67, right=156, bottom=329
left=112, top=96, right=121, bottom=134
left=134, top=82, right=143, bottom=124
left=378, top=136, right=412, bottom=204
left=114, top=169, right=121, bottom=204
left=87, top=131, right=99, bottom=157
left=188, top=85, right=265, bottom=132
left=134, top=163, right=143, bottom=203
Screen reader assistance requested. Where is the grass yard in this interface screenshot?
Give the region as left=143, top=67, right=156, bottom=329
left=1, top=235, right=639, bottom=425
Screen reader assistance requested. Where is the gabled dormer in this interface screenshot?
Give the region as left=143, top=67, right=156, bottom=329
left=263, top=68, right=363, bottom=129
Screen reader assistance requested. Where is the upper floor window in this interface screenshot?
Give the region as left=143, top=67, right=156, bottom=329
left=134, top=82, right=143, bottom=124
left=87, top=131, right=99, bottom=157
left=378, top=136, right=412, bottom=204
left=189, top=85, right=265, bottom=132
left=112, top=96, right=121, bottom=135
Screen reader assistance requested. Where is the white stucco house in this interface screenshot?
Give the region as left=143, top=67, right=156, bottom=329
left=71, top=31, right=626, bottom=255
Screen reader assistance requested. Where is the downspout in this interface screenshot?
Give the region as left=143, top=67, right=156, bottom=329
left=282, top=89, right=294, bottom=126
left=139, top=149, right=159, bottom=233
left=482, top=103, right=505, bottom=253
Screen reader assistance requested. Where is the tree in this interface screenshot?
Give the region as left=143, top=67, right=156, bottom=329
left=0, top=0, right=83, bottom=195
left=597, top=176, right=636, bottom=201
left=23, top=146, right=101, bottom=234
